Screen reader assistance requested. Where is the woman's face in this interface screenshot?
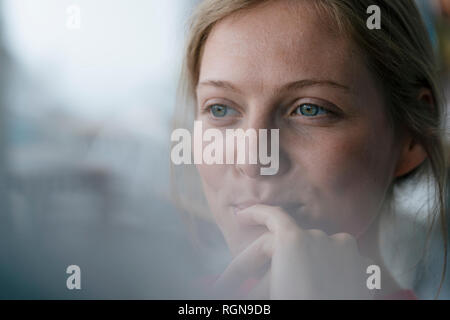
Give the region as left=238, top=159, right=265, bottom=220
left=195, top=1, right=401, bottom=256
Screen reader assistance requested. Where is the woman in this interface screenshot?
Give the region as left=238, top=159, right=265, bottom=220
left=171, top=0, right=448, bottom=299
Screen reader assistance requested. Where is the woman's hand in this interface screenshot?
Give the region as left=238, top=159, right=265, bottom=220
left=212, top=204, right=374, bottom=299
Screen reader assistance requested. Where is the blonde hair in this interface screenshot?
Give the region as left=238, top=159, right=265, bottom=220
left=171, top=0, right=448, bottom=298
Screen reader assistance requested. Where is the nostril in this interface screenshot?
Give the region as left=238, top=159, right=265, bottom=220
left=236, top=163, right=262, bottom=179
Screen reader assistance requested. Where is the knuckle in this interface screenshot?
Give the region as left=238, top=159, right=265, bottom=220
left=331, top=232, right=354, bottom=242
left=331, top=232, right=359, bottom=251
left=272, top=206, right=285, bottom=213
left=278, top=226, right=302, bottom=243
left=307, top=228, right=328, bottom=239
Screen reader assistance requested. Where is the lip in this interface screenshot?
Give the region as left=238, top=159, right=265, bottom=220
left=232, top=202, right=260, bottom=215
left=233, top=201, right=261, bottom=211
left=231, top=200, right=302, bottom=215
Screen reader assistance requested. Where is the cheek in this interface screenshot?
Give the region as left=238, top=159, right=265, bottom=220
left=290, top=121, right=397, bottom=235
left=192, top=120, right=230, bottom=192
left=196, top=163, right=226, bottom=191
left=321, top=131, right=393, bottom=196
left=196, top=162, right=229, bottom=225
left=196, top=163, right=232, bottom=227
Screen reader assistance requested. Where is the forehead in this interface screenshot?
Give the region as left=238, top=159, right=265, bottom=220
left=198, top=0, right=362, bottom=93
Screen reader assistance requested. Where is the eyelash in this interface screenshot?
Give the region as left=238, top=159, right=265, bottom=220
left=205, top=104, right=240, bottom=118
left=202, top=102, right=336, bottom=120
left=290, top=103, right=331, bottom=117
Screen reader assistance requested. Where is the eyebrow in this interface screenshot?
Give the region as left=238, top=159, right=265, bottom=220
left=197, top=79, right=351, bottom=95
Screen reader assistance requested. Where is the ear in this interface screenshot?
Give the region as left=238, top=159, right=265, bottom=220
left=394, top=135, right=427, bottom=177
left=394, top=89, right=431, bottom=178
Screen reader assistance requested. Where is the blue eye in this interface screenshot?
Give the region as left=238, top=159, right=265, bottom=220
left=209, top=104, right=238, bottom=118
left=294, top=104, right=328, bottom=117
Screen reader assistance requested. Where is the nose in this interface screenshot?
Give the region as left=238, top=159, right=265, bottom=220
left=234, top=115, right=282, bottom=178
left=236, top=161, right=262, bottom=179
left=234, top=130, right=261, bottom=178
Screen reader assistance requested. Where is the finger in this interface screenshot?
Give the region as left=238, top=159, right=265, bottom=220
left=235, top=204, right=300, bottom=235
left=329, top=232, right=360, bottom=253
left=213, top=232, right=274, bottom=297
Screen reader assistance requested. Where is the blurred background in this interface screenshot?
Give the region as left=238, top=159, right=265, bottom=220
left=0, top=0, right=448, bottom=299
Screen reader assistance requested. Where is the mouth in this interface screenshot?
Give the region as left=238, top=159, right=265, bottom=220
left=231, top=200, right=303, bottom=216
left=232, top=201, right=261, bottom=212
left=231, top=203, right=319, bottom=236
